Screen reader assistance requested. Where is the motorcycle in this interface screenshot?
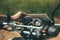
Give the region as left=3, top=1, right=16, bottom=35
left=0, top=4, right=60, bottom=40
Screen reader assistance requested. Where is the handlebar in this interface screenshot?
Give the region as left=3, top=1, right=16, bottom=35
left=2, top=22, right=60, bottom=37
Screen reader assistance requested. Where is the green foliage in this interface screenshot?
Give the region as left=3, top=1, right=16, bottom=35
left=0, top=0, right=60, bottom=16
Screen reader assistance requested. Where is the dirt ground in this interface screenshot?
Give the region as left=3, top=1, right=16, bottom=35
left=54, top=18, right=60, bottom=24
left=0, top=30, right=22, bottom=40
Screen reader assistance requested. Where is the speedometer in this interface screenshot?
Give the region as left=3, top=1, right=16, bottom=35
left=33, top=18, right=42, bottom=27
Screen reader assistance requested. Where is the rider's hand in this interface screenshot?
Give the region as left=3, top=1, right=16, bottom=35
left=11, top=11, right=32, bottom=25
left=11, top=11, right=26, bottom=20
left=46, top=32, right=60, bottom=40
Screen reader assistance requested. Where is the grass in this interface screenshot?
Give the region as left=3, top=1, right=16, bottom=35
left=0, top=0, right=60, bottom=16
